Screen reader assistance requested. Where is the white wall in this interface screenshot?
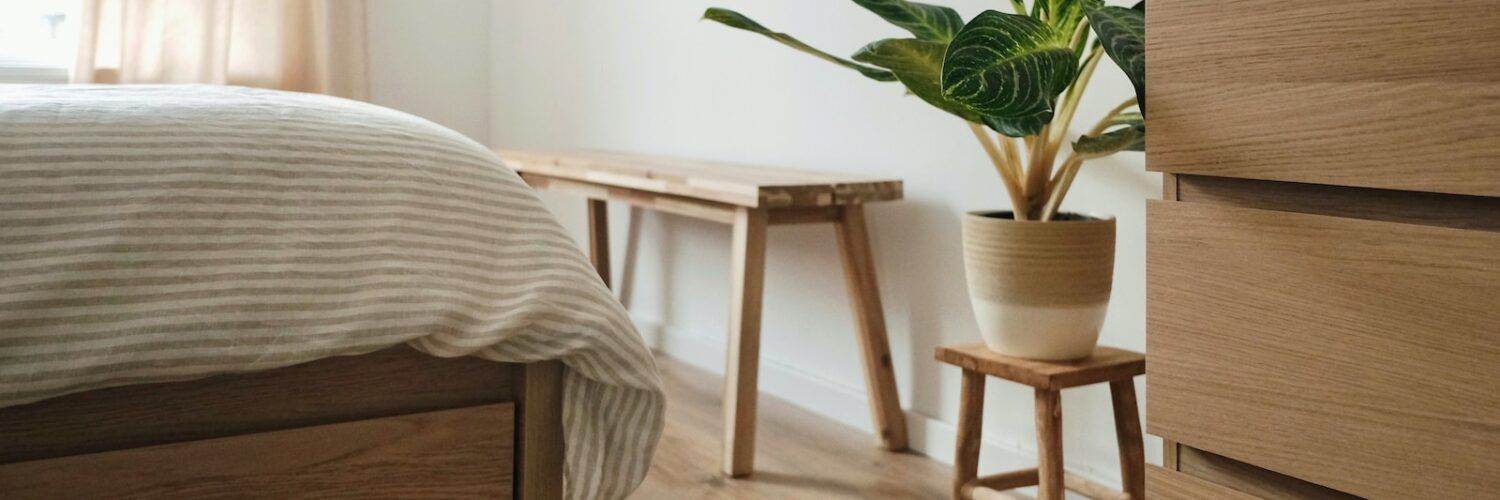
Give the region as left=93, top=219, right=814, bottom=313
left=367, top=0, right=492, bottom=144
left=490, top=0, right=1160, bottom=488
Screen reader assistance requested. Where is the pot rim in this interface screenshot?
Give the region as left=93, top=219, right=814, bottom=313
left=965, top=209, right=1116, bottom=223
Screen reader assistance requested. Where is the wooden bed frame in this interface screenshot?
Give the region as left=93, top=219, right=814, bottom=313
left=0, top=346, right=565, bottom=499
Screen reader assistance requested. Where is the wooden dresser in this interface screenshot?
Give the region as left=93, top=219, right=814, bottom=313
left=1145, top=1, right=1500, bottom=498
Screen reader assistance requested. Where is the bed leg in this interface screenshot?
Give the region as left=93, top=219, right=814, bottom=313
left=518, top=361, right=565, bottom=500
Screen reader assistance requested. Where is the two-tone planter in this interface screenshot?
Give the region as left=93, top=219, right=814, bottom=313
left=962, top=210, right=1115, bottom=360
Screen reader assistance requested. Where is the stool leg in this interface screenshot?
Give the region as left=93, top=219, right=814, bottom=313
left=723, top=207, right=767, bottom=477
left=586, top=199, right=611, bottom=288
left=1034, top=388, right=1064, bottom=500
left=1111, top=379, right=1145, bottom=499
left=834, top=204, right=909, bottom=451
left=954, top=369, right=986, bottom=499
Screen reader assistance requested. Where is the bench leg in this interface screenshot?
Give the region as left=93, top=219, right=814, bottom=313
left=1111, top=379, right=1145, bottom=499
left=834, top=204, right=909, bottom=451
left=954, top=369, right=985, bottom=499
left=586, top=199, right=610, bottom=288
left=616, top=206, right=643, bottom=308
left=1035, top=389, right=1064, bottom=500
left=723, top=207, right=767, bottom=477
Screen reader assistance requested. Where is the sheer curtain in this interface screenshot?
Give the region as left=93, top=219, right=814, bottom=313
left=72, top=0, right=368, bottom=100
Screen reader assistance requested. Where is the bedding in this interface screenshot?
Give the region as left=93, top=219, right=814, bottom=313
left=0, top=84, right=663, bottom=500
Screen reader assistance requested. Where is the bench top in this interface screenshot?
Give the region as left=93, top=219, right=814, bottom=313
left=497, top=149, right=902, bottom=209
left=935, top=343, right=1145, bottom=389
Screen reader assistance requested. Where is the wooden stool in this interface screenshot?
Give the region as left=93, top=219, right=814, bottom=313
left=501, top=149, right=908, bottom=477
left=935, top=343, right=1146, bottom=500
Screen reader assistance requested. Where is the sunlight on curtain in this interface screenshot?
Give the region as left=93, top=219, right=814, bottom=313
left=73, top=0, right=368, bottom=100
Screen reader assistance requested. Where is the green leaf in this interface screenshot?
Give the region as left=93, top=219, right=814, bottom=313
left=1074, top=118, right=1144, bottom=155
left=983, top=112, right=1055, bottom=138
left=940, top=10, right=1079, bottom=136
left=1043, top=0, right=1104, bottom=29
left=853, top=38, right=981, bottom=122
left=1087, top=6, right=1145, bottom=110
left=850, top=0, right=964, bottom=41
left=703, top=8, right=897, bottom=82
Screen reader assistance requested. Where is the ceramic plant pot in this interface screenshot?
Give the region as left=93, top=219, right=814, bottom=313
left=961, top=210, right=1115, bottom=360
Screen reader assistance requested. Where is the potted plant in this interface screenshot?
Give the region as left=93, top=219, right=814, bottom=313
left=705, top=0, right=1144, bottom=359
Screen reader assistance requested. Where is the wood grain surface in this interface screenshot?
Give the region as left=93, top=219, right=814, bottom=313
left=834, top=204, right=908, bottom=451
left=500, top=149, right=902, bottom=208
left=1034, top=389, right=1065, bottom=500
left=1146, top=465, right=1257, bottom=500
left=0, top=345, right=514, bottom=464
left=953, top=369, right=987, bottom=498
left=935, top=343, right=1145, bottom=390
left=638, top=355, right=952, bottom=499
left=1109, top=380, right=1145, bottom=500
left=1147, top=201, right=1500, bottom=498
left=587, top=198, right=612, bottom=287
left=722, top=207, right=768, bottom=477
left=518, top=172, right=739, bottom=225
left=517, top=361, right=565, bottom=500
left=1147, top=0, right=1500, bottom=196
left=0, top=404, right=516, bottom=499
left=1176, top=445, right=1357, bottom=500
left=1176, top=175, right=1500, bottom=232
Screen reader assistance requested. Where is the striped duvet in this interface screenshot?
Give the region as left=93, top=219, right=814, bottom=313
left=0, top=85, right=663, bottom=499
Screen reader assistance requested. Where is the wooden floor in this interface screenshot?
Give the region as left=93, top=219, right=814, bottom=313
left=636, top=355, right=953, bottom=499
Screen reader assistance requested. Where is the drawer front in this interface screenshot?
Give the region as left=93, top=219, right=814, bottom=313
left=1176, top=445, right=1357, bottom=500
left=1147, top=0, right=1500, bottom=196
left=0, top=346, right=516, bottom=464
left=1147, top=201, right=1500, bottom=499
left=0, top=403, right=516, bottom=499
left=1147, top=465, right=1258, bottom=500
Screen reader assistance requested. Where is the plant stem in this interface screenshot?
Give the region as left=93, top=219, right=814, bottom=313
left=1038, top=155, right=1085, bottom=221
left=1010, top=0, right=1027, bottom=15
left=999, top=135, right=1024, bottom=174
left=1023, top=123, right=1052, bottom=218
left=1046, top=48, right=1105, bottom=158
left=968, top=122, right=1029, bottom=220
left=1019, top=49, right=1096, bottom=221
left=1035, top=101, right=1145, bottom=220
left=1069, top=17, right=1091, bottom=55
left=1090, top=98, right=1139, bottom=136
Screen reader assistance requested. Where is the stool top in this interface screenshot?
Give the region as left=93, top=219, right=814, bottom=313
left=497, top=149, right=902, bottom=209
left=935, top=343, right=1145, bottom=389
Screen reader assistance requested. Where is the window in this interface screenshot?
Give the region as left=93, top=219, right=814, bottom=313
left=0, top=1, right=79, bottom=84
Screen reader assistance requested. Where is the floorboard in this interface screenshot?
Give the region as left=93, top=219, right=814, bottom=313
left=638, top=355, right=954, bottom=499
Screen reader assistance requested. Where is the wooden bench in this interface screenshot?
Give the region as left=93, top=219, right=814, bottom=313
left=498, top=149, right=906, bottom=477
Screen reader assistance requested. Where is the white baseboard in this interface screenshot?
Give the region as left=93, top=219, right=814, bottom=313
left=630, top=314, right=1124, bottom=491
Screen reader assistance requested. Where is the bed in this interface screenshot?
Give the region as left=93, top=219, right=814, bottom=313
left=0, top=85, right=664, bottom=499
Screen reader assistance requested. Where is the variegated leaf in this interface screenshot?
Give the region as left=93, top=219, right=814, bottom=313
left=1041, top=0, right=1105, bottom=29
left=1074, top=118, right=1144, bottom=154
left=703, top=8, right=897, bottom=82
left=853, top=38, right=981, bottom=122
left=940, top=10, right=1078, bottom=136
left=983, top=112, right=1054, bottom=138
left=1087, top=5, right=1145, bottom=109
left=850, top=0, right=964, bottom=41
